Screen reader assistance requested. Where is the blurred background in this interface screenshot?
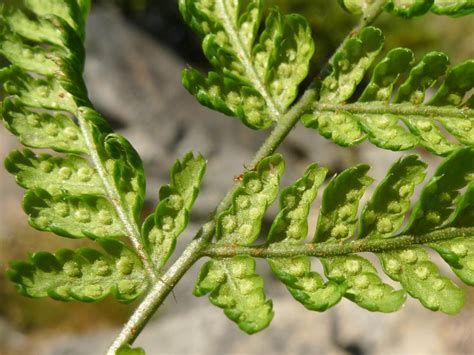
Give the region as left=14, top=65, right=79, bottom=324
left=1, top=1, right=473, bottom=354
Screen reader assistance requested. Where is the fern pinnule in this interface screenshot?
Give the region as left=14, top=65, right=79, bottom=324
left=142, top=153, right=207, bottom=271
left=267, top=164, right=347, bottom=312
left=194, top=155, right=285, bottom=334
left=7, top=238, right=147, bottom=303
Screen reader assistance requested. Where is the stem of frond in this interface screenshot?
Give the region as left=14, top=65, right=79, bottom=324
left=202, top=227, right=474, bottom=258
left=312, top=102, right=474, bottom=120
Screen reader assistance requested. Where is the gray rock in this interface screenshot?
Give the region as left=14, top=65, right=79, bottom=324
left=0, top=317, right=27, bottom=353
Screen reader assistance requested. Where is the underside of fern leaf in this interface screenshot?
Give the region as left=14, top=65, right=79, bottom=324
left=302, top=26, right=474, bottom=156
left=179, top=0, right=314, bottom=129
left=194, top=155, right=285, bottom=333
left=1, top=0, right=474, bottom=353
left=0, top=0, right=150, bottom=301
left=198, top=148, right=474, bottom=332
left=7, top=238, right=147, bottom=303
left=142, top=153, right=206, bottom=270
left=0, top=0, right=206, bottom=304
left=179, top=1, right=473, bottom=156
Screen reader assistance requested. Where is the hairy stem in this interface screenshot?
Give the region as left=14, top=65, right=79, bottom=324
left=203, top=227, right=474, bottom=258
left=312, top=102, right=474, bottom=119
left=108, top=1, right=387, bottom=352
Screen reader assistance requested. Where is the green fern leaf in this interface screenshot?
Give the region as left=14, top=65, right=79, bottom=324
left=1, top=98, right=87, bottom=153
left=0, top=65, right=86, bottom=112
left=406, top=148, right=474, bottom=233
left=320, top=27, right=385, bottom=103
left=313, top=165, right=406, bottom=312
left=23, top=0, right=86, bottom=34
left=356, top=149, right=473, bottom=314
left=142, top=153, right=206, bottom=270
left=385, top=0, right=436, bottom=17
left=75, top=0, right=91, bottom=19
left=322, top=255, right=406, bottom=312
left=315, top=165, right=373, bottom=243
left=101, top=131, right=146, bottom=225
left=179, top=0, right=314, bottom=129
left=268, top=164, right=327, bottom=245
left=302, top=29, right=474, bottom=156
left=432, top=236, right=474, bottom=286
left=339, top=0, right=473, bottom=17
left=5, top=149, right=103, bottom=196
left=194, top=255, right=273, bottom=334
left=2, top=0, right=474, bottom=349
left=382, top=149, right=474, bottom=309
left=0, top=0, right=158, bottom=284
left=201, top=149, right=473, bottom=333
left=380, top=248, right=465, bottom=314
left=7, top=239, right=147, bottom=303
left=216, top=155, right=284, bottom=245
left=267, top=164, right=346, bottom=311
left=23, top=189, right=125, bottom=239
left=450, top=182, right=474, bottom=228
left=358, top=155, right=428, bottom=239
left=387, top=0, right=473, bottom=17
left=194, top=155, right=284, bottom=334
left=227, top=149, right=472, bottom=326
left=431, top=0, right=474, bottom=16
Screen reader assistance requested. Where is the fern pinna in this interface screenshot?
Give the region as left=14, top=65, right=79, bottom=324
left=301, top=26, right=473, bottom=156
left=0, top=0, right=206, bottom=299
left=0, top=0, right=473, bottom=354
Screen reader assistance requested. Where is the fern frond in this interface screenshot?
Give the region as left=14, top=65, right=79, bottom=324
left=339, top=0, right=473, bottom=18
left=7, top=238, right=147, bottom=303
left=2, top=0, right=473, bottom=351
left=142, top=153, right=207, bottom=270
left=313, top=164, right=407, bottom=312
left=302, top=27, right=473, bottom=156
left=0, top=1, right=158, bottom=282
left=179, top=0, right=314, bottom=129
left=1, top=0, right=212, bottom=308
left=202, top=148, right=474, bottom=333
